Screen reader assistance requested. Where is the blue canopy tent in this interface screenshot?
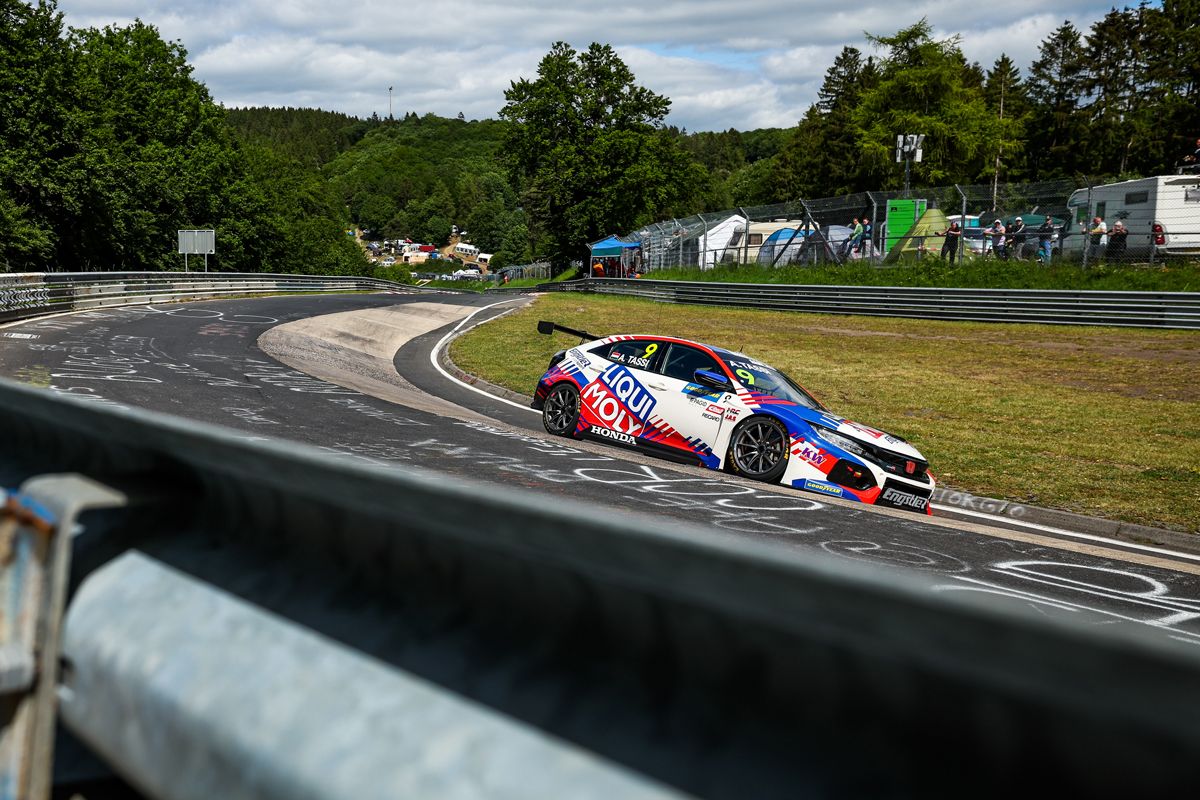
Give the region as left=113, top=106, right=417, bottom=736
left=589, top=235, right=641, bottom=277
left=590, top=236, right=641, bottom=258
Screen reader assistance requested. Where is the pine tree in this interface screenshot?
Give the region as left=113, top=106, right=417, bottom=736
left=983, top=54, right=1029, bottom=201
left=1082, top=7, right=1146, bottom=175
left=1027, top=22, right=1087, bottom=177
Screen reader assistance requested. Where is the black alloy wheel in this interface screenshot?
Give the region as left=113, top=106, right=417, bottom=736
left=542, top=382, right=581, bottom=437
left=729, top=417, right=789, bottom=482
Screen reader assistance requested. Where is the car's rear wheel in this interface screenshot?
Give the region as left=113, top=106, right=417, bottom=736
left=543, top=382, right=581, bottom=437
left=728, top=416, right=789, bottom=482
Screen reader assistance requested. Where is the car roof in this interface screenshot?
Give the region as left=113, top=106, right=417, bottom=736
left=599, top=334, right=768, bottom=367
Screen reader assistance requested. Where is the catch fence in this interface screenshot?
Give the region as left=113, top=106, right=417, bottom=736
left=614, top=174, right=1200, bottom=273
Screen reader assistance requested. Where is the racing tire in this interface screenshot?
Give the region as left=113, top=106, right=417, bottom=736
left=727, top=416, right=789, bottom=483
left=542, top=382, right=581, bottom=438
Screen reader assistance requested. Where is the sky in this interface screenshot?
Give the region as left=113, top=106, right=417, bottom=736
left=52, top=1, right=1124, bottom=133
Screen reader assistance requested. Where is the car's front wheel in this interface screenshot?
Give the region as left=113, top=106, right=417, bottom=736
left=542, top=382, right=581, bottom=437
left=728, top=416, right=789, bottom=482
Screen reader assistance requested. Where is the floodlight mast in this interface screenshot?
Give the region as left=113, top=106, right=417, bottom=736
left=895, top=134, right=925, bottom=196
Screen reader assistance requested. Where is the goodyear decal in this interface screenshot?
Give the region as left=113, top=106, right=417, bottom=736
left=581, top=363, right=657, bottom=436
left=683, top=383, right=723, bottom=400
left=799, top=479, right=851, bottom=499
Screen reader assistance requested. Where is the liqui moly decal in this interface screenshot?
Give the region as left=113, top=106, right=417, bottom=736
left=581, top=364, right=658, bottom=436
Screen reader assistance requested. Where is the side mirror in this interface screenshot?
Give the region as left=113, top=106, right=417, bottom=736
left=694, top=368, right=733, bottom=392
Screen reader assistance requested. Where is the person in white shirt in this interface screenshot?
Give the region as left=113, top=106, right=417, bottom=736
left=1086, top=216, right=1108, bottom=262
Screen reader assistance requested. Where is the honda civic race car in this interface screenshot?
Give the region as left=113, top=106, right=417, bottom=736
left=531, top=321, right=935, bottom=513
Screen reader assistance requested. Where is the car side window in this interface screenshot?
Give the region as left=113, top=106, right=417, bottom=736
left=602, top=340, right=663, bottom=371
left=660, top=343, right=722, bottom=383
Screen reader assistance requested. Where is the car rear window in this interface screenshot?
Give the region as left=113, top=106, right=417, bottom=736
left=601, top=340, right=663, bottom=371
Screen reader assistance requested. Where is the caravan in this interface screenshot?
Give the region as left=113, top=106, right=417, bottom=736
left=453, top=242, right=480, bottom=260
left=1062, top=175, right=1200, bottom=258
left=717, top=221, right=808, bottom=264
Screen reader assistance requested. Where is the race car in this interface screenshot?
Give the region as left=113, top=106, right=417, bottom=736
left=531, top=321, right=935, bottom=513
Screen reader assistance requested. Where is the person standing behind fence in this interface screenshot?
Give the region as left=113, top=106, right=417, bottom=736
left=937, top=221, right=962, bottom=263
left=989, top=219, right=1007, bottom=259
left=1037, top=217, right=1055, bottom=264
left=860, top=218, right=873, bottom=257
left=1008, top=217, right=1028, bottom=260
left=1085, top=216, right=1107, bottom=262
left=1106, top=220, right=1128, bottom=262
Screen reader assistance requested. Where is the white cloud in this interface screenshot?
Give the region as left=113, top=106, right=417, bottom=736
left=53, top=1, right=1115, bottom=131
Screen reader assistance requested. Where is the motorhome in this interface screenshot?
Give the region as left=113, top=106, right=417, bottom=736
left=453, top=242, right=480, bottom=260
left=717, top=221, right=809, bottom=264
left=1062, top=175, right=1200, bottom=259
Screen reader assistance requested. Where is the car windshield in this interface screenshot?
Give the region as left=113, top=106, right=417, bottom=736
left=717, top=352, right=824, bottom=410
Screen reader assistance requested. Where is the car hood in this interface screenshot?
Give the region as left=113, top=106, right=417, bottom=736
left=764, top=399, right=927, bottom=461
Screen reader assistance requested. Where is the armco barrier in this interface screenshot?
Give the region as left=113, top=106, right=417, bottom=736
left=0, top=271, right=432, bottom=325
left=2, top=378, right=1200, bottom=797
left=520, top=278, right=1200, bottom=329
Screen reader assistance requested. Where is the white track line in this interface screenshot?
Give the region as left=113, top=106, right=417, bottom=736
left=430, top=305, right=1199, bottom=562
left=933, top=503, right=1200, bottom=563
left=429, top=299, right=540, bottom=414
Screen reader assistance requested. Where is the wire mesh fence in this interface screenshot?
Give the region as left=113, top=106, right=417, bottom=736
left=604, top=172, right=1200, bottom=273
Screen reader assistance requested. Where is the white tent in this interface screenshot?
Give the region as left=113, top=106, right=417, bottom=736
left=698, top=214, right=748, bottom=269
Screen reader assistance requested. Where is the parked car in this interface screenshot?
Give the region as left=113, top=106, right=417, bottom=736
left=531, top=322, right=935, bottom=513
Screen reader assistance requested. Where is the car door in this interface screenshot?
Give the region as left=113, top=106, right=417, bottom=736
left=643, top=342, right=730, bottom=456
left=577, top=339, right=664, bottom=444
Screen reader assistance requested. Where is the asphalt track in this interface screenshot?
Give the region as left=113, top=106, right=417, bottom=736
left=3, top=291, right=1200, bottom=649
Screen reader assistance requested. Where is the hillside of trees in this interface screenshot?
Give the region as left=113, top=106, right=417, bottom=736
left=0, top=0, right=366, bottom=275
left=2, top=0, right=1196, bottom=275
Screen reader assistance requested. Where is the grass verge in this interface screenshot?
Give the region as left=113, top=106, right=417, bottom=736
left=450, top=293, right=1200, bottom=533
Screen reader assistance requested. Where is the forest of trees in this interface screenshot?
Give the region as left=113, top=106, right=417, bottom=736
left=1, top=0, right=1197, bottom=275
left=765, top=7, right=1200, bottom=201
left=0, top=0, right=367, bottom=275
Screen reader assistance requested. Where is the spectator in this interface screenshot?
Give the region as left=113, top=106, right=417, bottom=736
left=860, top=218, right=873, bottom=257
left=1036, top=217, right=1055, bottom=264
left=937, top=221, right=963, bottom=263
left=989, top=219, right=1007, bottom=259
left=1106, top=220, right=1129, bottom=262
left=1085, top=216, right=1108, bottom=262
left=1180, top=137, right=1200, bottom=172
left=591, top=259, right=605, bottom=278
left=843, top=217, right=862, bottom=257
left=1008, top=217, right=1028, bottom=260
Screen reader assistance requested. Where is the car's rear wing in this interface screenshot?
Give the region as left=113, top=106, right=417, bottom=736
left=536, top=320, right=602, bottom=342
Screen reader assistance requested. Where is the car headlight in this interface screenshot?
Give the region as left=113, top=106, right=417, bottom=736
left=814, top=427, right=869, bottom=458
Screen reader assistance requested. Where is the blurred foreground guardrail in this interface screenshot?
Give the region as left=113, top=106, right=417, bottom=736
left=0, top=271, right=421, bottom=325
left=3, top=379, right=1200, bottom=798
left=525, top=278, right=1200, bottom=329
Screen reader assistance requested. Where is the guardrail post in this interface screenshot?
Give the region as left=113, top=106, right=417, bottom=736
left=0, top=476, right=125, bottom=799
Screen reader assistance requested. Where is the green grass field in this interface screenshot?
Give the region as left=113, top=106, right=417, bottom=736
left=451, top=293, right=1200, bottom=533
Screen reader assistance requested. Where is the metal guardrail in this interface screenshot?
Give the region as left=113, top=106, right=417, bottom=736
left=0, top=271, right=426, bottom=325
left=523, top=278, right=1200, bottom=329
left=3, top=378, right=1200, bottom=797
